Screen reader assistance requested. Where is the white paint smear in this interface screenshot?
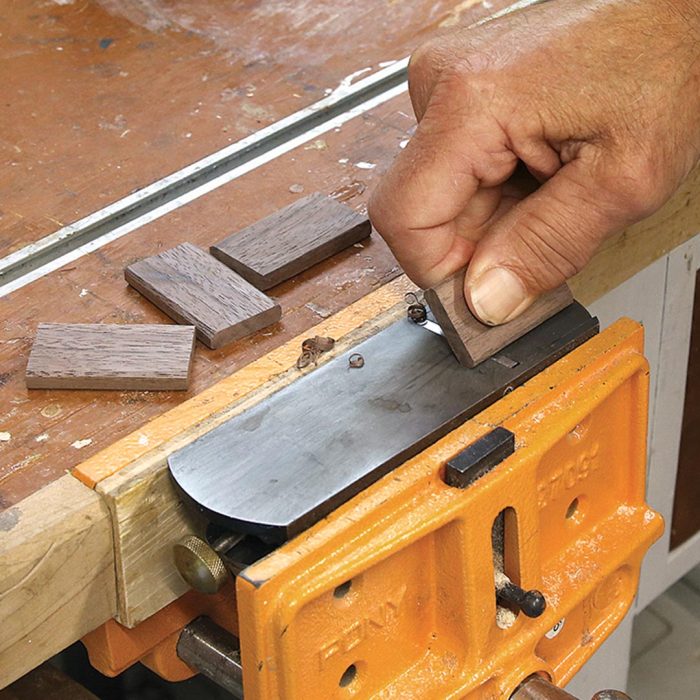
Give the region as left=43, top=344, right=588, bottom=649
left=334, top=67, right=373, bottom=94
left=354, top=161, right=376, bottom=170
left=0, top=432, right=11, bottom=442
left=71, top=438, right=93, bottom=450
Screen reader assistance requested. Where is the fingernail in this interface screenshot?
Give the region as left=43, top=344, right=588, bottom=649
left=468, top=267, right=532, bottom=325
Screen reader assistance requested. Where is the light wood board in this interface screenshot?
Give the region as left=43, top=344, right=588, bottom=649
left=0, top=474, right=116, bottom=687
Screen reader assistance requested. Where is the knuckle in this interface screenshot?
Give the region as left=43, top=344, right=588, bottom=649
left=507, top=211, right=588, bottom=291
left=409, top=39, right=484, bottom=101
left=607, top=150, right=668, bottom=220
left=407, top=40, right=443, bottom=98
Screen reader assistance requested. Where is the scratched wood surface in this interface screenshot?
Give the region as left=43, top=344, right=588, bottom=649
left=425, top=272, right=573, bottom=367
left=0, top=94, right=415, bottom=510
left=0, top=0, right=512, bottom=253
left=25, top=323, right=196, bottom=390
left=0, top=474, right=116, bottom=687
left=125, top=243, right=281, bottom=348
left=211, top=192, right=371, bottom=289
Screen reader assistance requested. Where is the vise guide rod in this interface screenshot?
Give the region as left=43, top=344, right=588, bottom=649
left=168, top=303, right=598, bottom=543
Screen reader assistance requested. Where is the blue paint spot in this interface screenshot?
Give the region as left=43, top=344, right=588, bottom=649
left=99, top=38, right=113, bottom=49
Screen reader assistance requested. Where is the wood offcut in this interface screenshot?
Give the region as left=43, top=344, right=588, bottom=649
left=210, top=192, right=371, bottom=289
left=26, top=324, right=196, bottom=391
left=125, top=242, right=281, bottom=349
left=425, top=271, right=573, bottom=367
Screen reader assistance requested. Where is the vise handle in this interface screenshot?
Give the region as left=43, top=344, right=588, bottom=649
left=511, top=675, right=632, bottom=700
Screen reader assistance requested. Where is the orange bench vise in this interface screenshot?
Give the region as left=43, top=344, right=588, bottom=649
left=81, top=303, right=661, bottom=699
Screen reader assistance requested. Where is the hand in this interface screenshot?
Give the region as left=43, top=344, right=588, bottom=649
left=369, top=0, right=700, bottom=324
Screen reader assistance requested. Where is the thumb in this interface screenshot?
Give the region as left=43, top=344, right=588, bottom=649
left=464, top=158, right=630, bottom=325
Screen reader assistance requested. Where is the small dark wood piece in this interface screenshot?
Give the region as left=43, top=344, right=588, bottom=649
left=125, top=242, right=281, bottom=349
left=210, top=192, right=371, bottom=289
left=26, top=323, right=196, bottom=391
left=424, top=271, right=573, bottom=367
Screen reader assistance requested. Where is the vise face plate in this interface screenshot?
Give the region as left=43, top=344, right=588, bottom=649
left=168, top=303, right=597, bottom=542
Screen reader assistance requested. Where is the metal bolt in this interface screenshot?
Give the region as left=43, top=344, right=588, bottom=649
left=510, top=676, right=578, bottom=699
left=348, top=353, right=364, bottom=369
left=173, top=535, right=228, bottom=594
left=497, top=580, right=547, bottom=618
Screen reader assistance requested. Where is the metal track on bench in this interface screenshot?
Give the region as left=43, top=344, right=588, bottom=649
left=0, top=0, right=549, bottom=295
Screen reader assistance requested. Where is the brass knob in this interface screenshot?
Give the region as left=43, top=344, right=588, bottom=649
left=174, top=535, right=228, bottom=594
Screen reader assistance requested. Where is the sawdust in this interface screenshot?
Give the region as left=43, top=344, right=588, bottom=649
left=496, top=607, right=516, bottom=630
left=304, top=139, right=328, bottom=151
left=296, top=336, right=336, bottom=369
left=494, top=571, right=510, bottom=590
left=305, top=303, right=332, bottom=319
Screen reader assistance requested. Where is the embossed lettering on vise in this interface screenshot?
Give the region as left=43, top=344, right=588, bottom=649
left=317, top=585, right=407, bottom=669
left=537, top=442, right=601, bottom=508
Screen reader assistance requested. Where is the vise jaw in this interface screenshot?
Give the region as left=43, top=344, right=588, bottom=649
left=233, top=318, right=661, bottom=698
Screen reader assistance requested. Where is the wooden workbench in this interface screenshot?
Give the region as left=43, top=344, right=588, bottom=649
left=1, top=0, right=699, bottom=689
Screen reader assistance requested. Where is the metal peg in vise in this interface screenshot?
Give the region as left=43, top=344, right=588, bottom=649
left=497, top=579, right=547, bottom=618
left=173, top=535, right=228, bottom=594
left=511, top=676, right=632, bottom=700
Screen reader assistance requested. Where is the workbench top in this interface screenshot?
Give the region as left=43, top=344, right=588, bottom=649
left=2, top=0, right=517, bottom=508
left=2, top=0, right=484, bottom=254
left=1, top=0, right=699, bottom=689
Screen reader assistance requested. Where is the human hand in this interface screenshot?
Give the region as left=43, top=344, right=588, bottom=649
left=369, top=0, right=700, bottom=324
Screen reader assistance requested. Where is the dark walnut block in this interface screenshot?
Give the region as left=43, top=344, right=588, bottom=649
left=125, top=242, right=281, bottom=349
left=211, top=192, right=371, bottom=290
left=26, top=323, right=196, bottom=391
left=425, top=271, right=573, bottom=367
